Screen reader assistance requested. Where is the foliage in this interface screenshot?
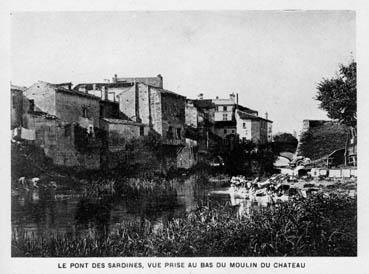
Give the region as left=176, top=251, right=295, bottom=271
left=298, top=122, right=348, bottom=160
left=316, top=61, right=356, bottom=127
left=273, top=133, right=298, bottom=154
left=12, top=194, right=356, bottom=257
left=11, top=142, right=52, bottom=180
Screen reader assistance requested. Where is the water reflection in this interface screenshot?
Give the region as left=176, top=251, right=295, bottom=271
left=12, top=177, right=209, bottom=238
left=12, top=176, right=271, bottom=239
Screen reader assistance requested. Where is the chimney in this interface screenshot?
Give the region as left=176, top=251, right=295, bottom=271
left=198, top=93, right=204, bottom=100
left=112, top=74, right=118, bottom=83
left=103, top=86, right=108, bottom=100
left=265, top=112, right=268, bottom=120
left=229, top=92, right=235, bottom=102
left=157, top=74, right=163, bottom=88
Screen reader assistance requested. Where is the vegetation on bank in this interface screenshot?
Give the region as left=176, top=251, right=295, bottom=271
left=12, top=194, right=356, bottom=257
left=298, top=122, right=348, bottom=160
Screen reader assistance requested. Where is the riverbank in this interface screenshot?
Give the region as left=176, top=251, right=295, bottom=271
left=12, top=193, right=356, bottom=257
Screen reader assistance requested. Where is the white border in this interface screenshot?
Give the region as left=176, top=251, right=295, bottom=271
left=1, top=1, right=368, bottom=274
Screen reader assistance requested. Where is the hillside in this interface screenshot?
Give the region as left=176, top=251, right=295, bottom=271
left=297, top=122, right=348, bottom=160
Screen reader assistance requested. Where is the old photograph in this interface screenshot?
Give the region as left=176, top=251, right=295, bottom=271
left=10, top=11, right=357, bottom=258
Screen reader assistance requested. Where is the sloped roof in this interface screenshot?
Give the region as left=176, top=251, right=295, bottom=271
left=11, top=84, right=27, bottom=92
left=237, top=110, right=273, bottom=123
left=193, top=99, right=215, bottom=109
left=237, top=104, right=258, bottom=115
left=73, top=82, right=134, bottom=91
left=33, top=81, right=101, bottom=100
left=101, top=118, right=147, bottom=126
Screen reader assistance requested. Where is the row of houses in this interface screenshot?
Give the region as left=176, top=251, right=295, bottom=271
left=11, top=74, right=273, bottom=170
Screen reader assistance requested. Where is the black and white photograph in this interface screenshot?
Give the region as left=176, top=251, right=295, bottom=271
left=3, top=4, right=369, bottom=273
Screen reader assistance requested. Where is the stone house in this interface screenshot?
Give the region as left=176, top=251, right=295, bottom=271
left=116, top=82, right=186, bottom=146
left=99, top=118, right=151, bottom=169
left=100, top=118, right=150, bottom=152
left=212, top=93, right=258, bottom=122
left=235, top=110, right=272, bottom=144
left=20, top=81, right=126, bottom=169
left=196, top=92, right=264, bottom=142
left=25, top=81, right=101, bottom=131
left=25, top=112, right=101, bottom=169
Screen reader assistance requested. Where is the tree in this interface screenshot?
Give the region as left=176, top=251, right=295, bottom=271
left=273, top=132, right=298, bottom=154
left=316, top=61, right=356, bottom=127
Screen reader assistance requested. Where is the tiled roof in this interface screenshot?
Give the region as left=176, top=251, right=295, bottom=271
left=237, top=110, right=272, bottom=123
left=237, top=104, right=258, bottom=115
left=101, top=118, right=147, bottom=126
left=11, top=84, right=27, bottom=92
left=193, top=99, right=215, bottom=109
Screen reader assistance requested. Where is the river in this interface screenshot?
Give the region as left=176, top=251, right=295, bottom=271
left=12, top=176, right=236, bottom=239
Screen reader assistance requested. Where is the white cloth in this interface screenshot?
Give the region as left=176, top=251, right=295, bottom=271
left=21, top=127, right=35, bottom=140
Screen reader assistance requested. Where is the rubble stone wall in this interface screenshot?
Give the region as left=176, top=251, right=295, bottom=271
left=55, top=91, right=100, bottom=128
left=162, top=96, right=186, bottom=142
left=117, top=86, right=136, bottom=121
left=137, top=83, right=151, bottom=124
left=24, top=82, right=56, bottom=115
left=149, top=87, right=163, bottom=135
left=28, top=115, right=101, bottom=169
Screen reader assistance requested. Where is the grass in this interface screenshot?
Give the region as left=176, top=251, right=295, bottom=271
left=12, top=194, right=356, bottom=257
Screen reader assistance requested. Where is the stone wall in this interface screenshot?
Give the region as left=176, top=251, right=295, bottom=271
left=101, top=120, right=149, bottom=152
left=185, top=101, right=198, bottom=128
left=11, top=89, right=29, bottom=129
left=117, top=85, right=136, bottom=121
left=27, top=114, right=101, bottom=170
left=24, top=82, right=56, bottom=115
left=55, top=91, right=100, bottom=128
left=137, top=83, right=151, bottom=124
left=149, top=87, right=163, bottom=135
left=251, top=120, right=261, bottom=143
left=236, top=115, right=252, bottom=140
left=160, top=92, right=186, bottom=143
left=115, top=75, right=163, bottom=88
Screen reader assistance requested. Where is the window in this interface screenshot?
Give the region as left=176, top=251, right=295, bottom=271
left=167, top=126, right=173, bottom=139
left=64, top=124, right=71, bottom=137
left=223, top=106, right=227, bottom=111
left=177, top=128, right=182, bottom=139
left=29, top=99, right=35, bottom=113
left=224, top=129, right=227, bottom=134
left=82, top=106, right=88, bottom=118
left=140, top=126, right=144, bottom=136
left=243, top=122, right=246, bottom=129
left=232, top=130, right=235, bottom=134
left=223, top=114, right=228, bottom=120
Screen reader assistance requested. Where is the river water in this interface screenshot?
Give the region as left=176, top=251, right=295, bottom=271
left=11, top=177, right=229, bottom=238
left=11, top=176, right=275, bottom=240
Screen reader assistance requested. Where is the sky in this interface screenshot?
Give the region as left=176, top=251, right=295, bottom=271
left=11, top=11, right=355, bottom=134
